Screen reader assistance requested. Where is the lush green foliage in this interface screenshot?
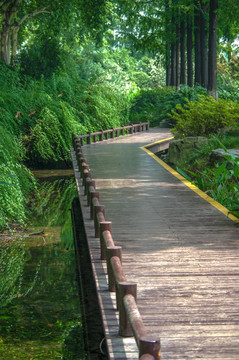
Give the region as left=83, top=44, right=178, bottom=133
left=130, top=85, right=207, bottom=126
left=0, top=241, right=29, bottom=307
left=0, top=45, right=152, bottom=229
left=1, top=46, right=139, bottom=167
left=176, top=137, right=239, bottom=219
left=171, top=96, right=239, bottom=137
left=0, top=123, right=36, bottom=231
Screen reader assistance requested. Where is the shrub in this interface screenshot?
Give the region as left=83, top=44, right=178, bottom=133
left=171, top=96, right=239, bottom=138
left=130, top=85, right=207, bottom=126
left=0, top=126, right=36, bottom=231
left=178, top=149, right=239, bottom=219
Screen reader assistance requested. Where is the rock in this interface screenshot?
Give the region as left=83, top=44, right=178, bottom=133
left=210, top=148, right=239, bottom=164
left=166, top=136, right=208, bottom=166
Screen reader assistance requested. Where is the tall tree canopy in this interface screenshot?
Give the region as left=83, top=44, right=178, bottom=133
left=1, top=0, right=239, bottom=96
left=0, top=0, right=110, bottom=65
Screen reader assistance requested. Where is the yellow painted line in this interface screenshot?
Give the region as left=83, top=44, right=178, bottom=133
left=144, top=136, right=174, bottom=148
left=141, top=138, right=239, bottom=224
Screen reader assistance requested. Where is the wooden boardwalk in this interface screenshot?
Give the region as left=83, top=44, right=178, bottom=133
left=72, top=128, right=239, bottom=359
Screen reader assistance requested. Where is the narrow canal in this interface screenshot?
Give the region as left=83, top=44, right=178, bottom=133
left=0, top=172, right=85, bottom=360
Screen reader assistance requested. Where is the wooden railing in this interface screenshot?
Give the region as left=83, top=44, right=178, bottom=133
left=72, top=127, right=161, bottom=360
left=76, top=121, right=150, bottom=145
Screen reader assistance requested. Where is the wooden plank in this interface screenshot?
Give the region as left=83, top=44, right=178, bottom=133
left=72, top=155, right=139, bottom=360
left=73, top=128, right=239, bottom=359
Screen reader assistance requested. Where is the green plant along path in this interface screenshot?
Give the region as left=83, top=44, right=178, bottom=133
left=0, top=177, right=85, bottom=360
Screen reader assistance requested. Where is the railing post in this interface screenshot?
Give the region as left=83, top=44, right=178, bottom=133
left=82, top=165, right=90, bottom=186
left=111, top=128, right=114, bottom=139
left=94, top=205, right=105, bottom=237
left=76, top=144, right=82, bottom=156
left=89, top=191, right=100, bottom=217
left=139, top=337, right=161, bottom=360
left=106, top=246, right=122, bottom=292
left=87, top=132, right=91, bottom=144
left=84, top=173, right=92, bottom=194
left=146, top=120, right=150, bottom=131
left=139, top=122, right=142, bottom=132
left=111, top=256, right=127, bottom=310
left=118, top=282, right=137, bottom=337
left=99, top=222, right=112, bottom=260
left=100, top=129, right=104, bottom=141
left=140, top=355, right=155, bottom=360
left=130, top=124, right=134, bottom=134
left=121, top=126, right=124, bottom=136
left=82, top=167, right=91, bottom=189
left=85, top=179, right=95, bottom=203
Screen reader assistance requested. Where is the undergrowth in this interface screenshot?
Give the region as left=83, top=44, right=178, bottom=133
left=175, top=136, right=239, bottom=219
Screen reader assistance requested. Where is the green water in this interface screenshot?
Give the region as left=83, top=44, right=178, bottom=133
left=0, top=176, right=85, bottom=360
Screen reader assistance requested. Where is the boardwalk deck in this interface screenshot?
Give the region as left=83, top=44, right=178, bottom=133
left=72, top=128, right=239, bottom=359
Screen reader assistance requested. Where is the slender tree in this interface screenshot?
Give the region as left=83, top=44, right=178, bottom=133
left=170, top=7, right=177, bottom=87
left=180, top=15, right=186, bottom=85
left=176, top=20, right=180, bottom=89
left=200, top=0, right=208, bottom=88
left=165, top=0, right=171, bottom=86
left=208, top=0, right=218, bottom=98
left=194, top=0, right=201, bottom=84
left=187, top=8, right=194, bottom=86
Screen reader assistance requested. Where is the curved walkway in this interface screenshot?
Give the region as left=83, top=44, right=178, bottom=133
left=75, top=128, right=239, bottom=359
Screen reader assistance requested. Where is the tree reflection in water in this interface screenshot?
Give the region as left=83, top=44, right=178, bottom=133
left=0, top=176, right=86, bottom=360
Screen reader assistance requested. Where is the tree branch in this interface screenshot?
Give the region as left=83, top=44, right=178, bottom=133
left=0, top=0, right=15, bottom=11
left=18, top=7, right=50, bottom=26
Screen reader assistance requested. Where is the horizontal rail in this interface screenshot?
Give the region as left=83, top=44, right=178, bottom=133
left=72, top=127, right=161, bottom=360
left=74, top=121, right=149, bottom=145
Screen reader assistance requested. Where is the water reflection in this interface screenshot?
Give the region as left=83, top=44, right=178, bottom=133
left=0, top=176, right=85, bottom=360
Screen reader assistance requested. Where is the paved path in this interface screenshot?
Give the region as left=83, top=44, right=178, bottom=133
left=76, top=128, right=239, bottom=359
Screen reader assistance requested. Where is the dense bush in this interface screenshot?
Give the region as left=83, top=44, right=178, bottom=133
left=20, top=38, right=64, bottom=80
left=0, top=48, right=139, bottom=228
left=0, top=50, right=134, bottom=167
left=176, top=137, right=239, bottom=219
left=130, top=85, right=207, bottom=126
left=0, top=125, right=36, bottom=231
left=171, top=96, right=239, bottom=138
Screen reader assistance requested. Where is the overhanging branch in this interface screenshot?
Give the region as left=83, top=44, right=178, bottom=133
left=18, top=7, right=50, bottom=26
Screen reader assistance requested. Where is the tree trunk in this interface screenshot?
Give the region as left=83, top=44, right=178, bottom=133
left=187, top=11, right=193, bottom=87
left=165, top=0, right=171, bottom=86
left=194, top=0, right=201, bottom=85
left=1, top=25, right=11, bottom=64
left=208, top=0, right=218, bottom=99
left=11, top=24, right=19, bottom=66
left=166, top=42, right=171, bottom=86
left=170, top=42, right=176, bottom=87
left=180, top=18, right=186, bottom=85
left=0, top=0, right=20, bottom=64
left=200, top=0, right=208, bottom=88
left=176, top=22, right=180, bottom=90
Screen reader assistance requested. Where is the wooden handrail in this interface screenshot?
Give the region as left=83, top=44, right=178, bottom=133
left=72, top=124, right=162, bottom=360
left=74, top=121, right=149, bottom=145
left=123, top=294, right=147, bottom=342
